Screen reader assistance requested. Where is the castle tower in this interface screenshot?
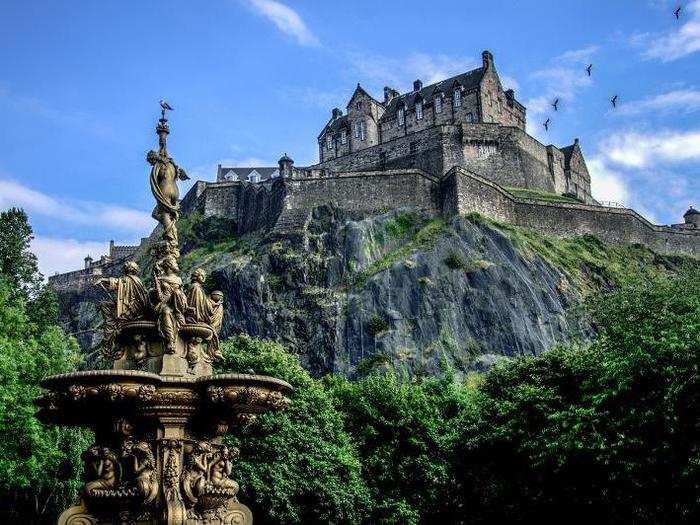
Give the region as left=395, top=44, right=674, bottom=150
left=684, top=206, right=700, bottom=228
left=278, top=153, right=294, bottom=178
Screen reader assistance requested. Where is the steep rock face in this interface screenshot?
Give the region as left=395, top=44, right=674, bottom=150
left=55, top=207, right=590, bottom=376
left=204, top=207, right=588, bottom=377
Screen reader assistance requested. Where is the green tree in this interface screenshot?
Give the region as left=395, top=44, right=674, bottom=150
left=325, top=372, right=467, bottom=524
left=0, top=208, right=41, bottom=299
left=452, top=267, right=700, bottom=524
left=0, top=279, right=91, bottom=523
left=216, top=335, right=371, bottom=524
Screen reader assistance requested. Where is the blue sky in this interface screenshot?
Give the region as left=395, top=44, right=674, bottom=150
left=1, top=0, right=699, bottom=276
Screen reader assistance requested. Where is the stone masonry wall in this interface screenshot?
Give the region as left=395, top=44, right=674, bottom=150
left=446, top=167, right=700, bottom=256
left=314, top=125, right=449, bottom=176
left=275, top=170, right=440, bottom=234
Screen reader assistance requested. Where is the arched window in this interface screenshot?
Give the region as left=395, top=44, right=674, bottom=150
left=453, top=88, right=462, bottom=108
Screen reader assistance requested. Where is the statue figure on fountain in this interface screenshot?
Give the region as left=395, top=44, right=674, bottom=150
left=154, top=255, right=189, bottom=355
left=187, top=269, right=224, bottom=360
left=95, top=261, right=148, bottom=359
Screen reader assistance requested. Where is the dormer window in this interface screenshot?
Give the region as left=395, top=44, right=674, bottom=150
left=453, top=89, right=462, bottom=108
left=398, top=106, right=405, bottom=126
left=416, top=100, right=423, bottom=120
left=435, top=96, right=443, bottom=114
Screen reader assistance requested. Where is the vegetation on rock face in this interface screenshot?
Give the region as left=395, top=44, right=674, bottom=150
left=0, top=209, right=90, bottom=524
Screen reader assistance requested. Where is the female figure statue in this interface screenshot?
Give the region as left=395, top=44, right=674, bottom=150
left=153, top=256, right=188, bottom=354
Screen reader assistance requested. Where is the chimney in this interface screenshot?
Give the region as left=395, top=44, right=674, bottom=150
left=504, top=89, right=514, bottom=107
left=574, top=138, right=580, bottom=146
left=384, top=86, right=398, bottom=104
left=482, top=50, right=494, bottom=70
left=109, top=240, right=115, bottom=257
left=332, top=107, right=342, bottom=119
left=413, top=79, right=423, bottom=92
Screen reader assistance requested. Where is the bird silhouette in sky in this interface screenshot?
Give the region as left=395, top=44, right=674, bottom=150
left=586, top=64, right=593, bottom=76
left=611, top=95, right=618, bottom=108
left=543, top=118, right=550, bottom=131
left=674, top=6, right=682, bottom=19
left=552, top=98, right=560, bottom=111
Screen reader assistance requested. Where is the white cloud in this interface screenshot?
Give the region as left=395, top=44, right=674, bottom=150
left=347, top=51, right=477, bottom=93
left=0, top=179, right=151, bottom=232
left=602, top=129, right=700, bottom=168
left=246, top=0, right=319, bottom=46
left=31, top=237, right=111, bottom=277
left=639, top=1, right=700, bottom=61
left=615, top=88, right=700, bottom=116
left=587, top=157, right=630, bottom=204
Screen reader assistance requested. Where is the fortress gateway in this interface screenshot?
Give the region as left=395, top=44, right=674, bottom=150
left=50, top=50, right=700, bottom=290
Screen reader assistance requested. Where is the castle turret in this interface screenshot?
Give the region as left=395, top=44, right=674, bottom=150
left=278, top=153, right=294, bottom=178
left=84, top=255, right=93, bottom=269
left=684, top=206, right=700, bottom=228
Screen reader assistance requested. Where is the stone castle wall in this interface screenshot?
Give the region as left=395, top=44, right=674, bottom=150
left=444, top=167, right=700, bottom=256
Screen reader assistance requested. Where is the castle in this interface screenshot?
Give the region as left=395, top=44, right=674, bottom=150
left=49, top=50, right=700, bottom=290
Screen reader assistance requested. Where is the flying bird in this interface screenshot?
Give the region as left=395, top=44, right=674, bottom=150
left=586, top=64, right=593, bottom=76
left=611, top=95, right=618, bottom=108
left=159, top=99, right=174, bottom=111
left=543, top=118, right=550, bottom=131
left=674, top=6, right=682, bottom=19
left=552, top=98, right=560, bottom=111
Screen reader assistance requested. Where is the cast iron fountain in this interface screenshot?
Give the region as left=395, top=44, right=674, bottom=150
left=35, top=105, right=291, bottom=524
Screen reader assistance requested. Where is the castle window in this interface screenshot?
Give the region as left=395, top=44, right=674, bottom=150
left=416, top=100, right=423, bottom=120
left=466, top=112, right=474, bottom=123
left=327, top=136, right=333, bottom=150
left=359, top=120, right=366, bottom=141
left=435, top=96, right=443, bottom=114
left=453, top=89, right=462, bottom=108
left=398, top=106, right=405, bottom=125
left=340, top=130, right=347, bottom=144
left=356, top=101, right=361, bottom=110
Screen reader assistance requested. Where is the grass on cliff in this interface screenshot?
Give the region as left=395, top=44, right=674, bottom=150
left=467, top=212, right=693, bottom=294
left=352, top=216, right=447, bottom=287
left=505, top=186, right=582, bottom=204
left=175, top=212, right=257, bottom=274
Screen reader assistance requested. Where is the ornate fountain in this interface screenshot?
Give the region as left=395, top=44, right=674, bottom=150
left=35, top=105, right=292, bottom=525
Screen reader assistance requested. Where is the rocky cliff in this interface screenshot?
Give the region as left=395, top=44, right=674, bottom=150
left=56, top=206, right=686, bottom=377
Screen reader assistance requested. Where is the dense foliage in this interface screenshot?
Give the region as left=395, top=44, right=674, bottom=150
left=0, top=209, right=90, bottom=523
